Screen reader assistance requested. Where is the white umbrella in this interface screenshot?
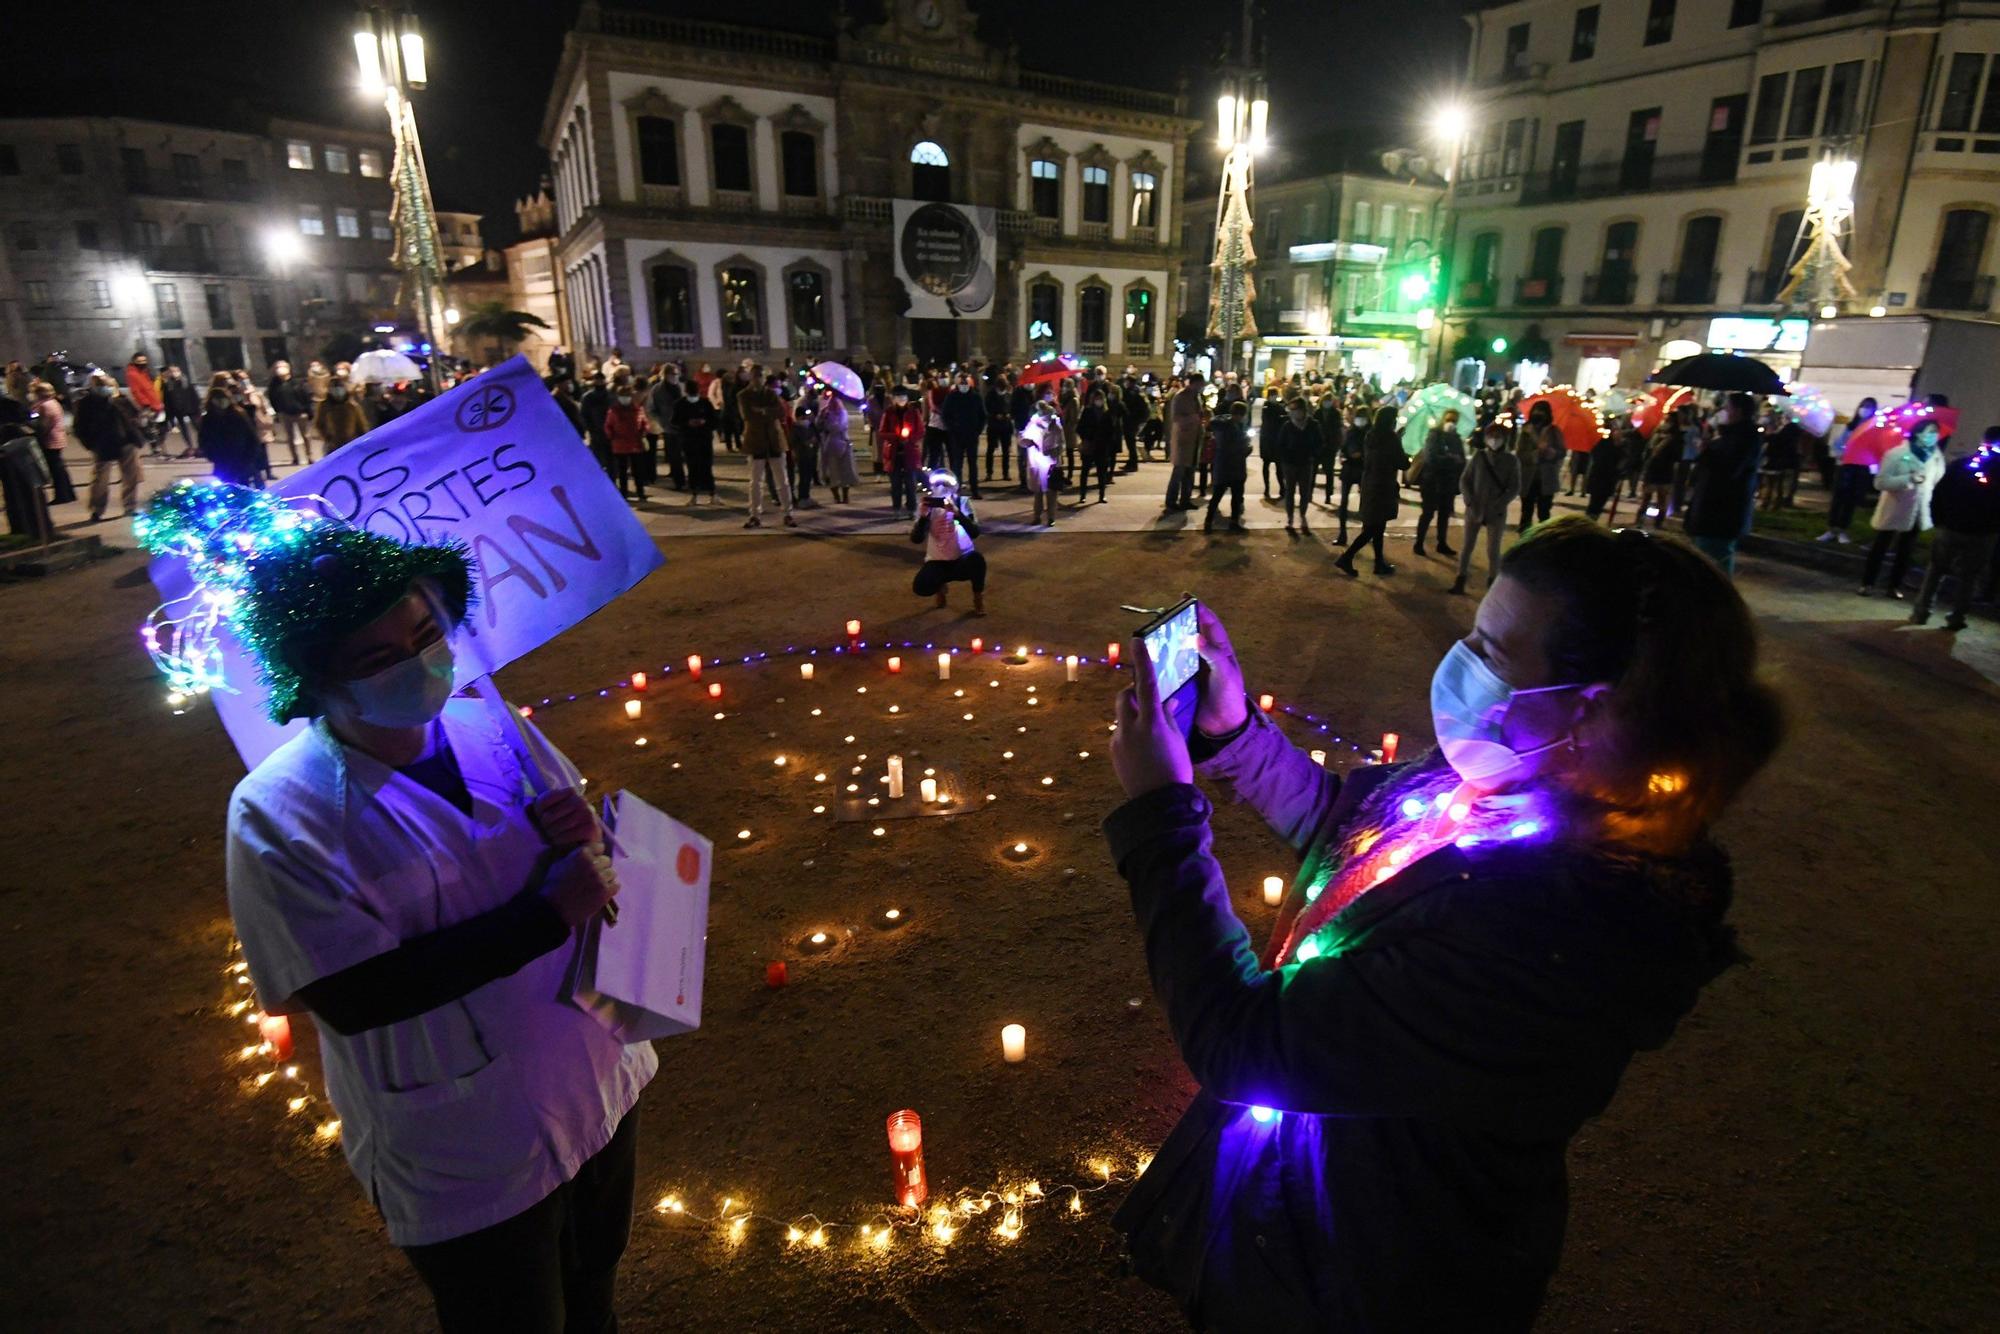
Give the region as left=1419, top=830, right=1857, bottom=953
left=352, top=348, right=424, bottom=384
left=810, top=360, right=864, bottom=401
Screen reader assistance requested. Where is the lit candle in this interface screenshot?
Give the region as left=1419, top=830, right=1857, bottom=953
left=630, top=670, right=648, bottom=692
left=800, top=662, right=814, bottom=681
left=846, top=618, right=862, bottom=640
left=1107, top=641, right=1120, bottom=664
left=1262, top=875, right=1284, bottom=906
left=888, top=655, right=902, bottom=674
left=1001, top=1023, right=1027, bottom=1063
left=1309, top=749, right=1327, bottom=766
left=624, top=699, right=642, bottom=720
left=1258, top=693, right=1275, bottom=712
left=258, top=1013, right=293, bottom=1061
left=937, top=652, right=951, bottom=680
left=1382, top=732, right=1400, bottom=763
left=1065, top=655, right=1079, bottom=682
left=887, top=1109, right=928, bottom=1208
left=707, top=682, right=722, bottom=699
left=970, top=636, right=984, bottom=652
left=685, top=654, right=702, bottom=681
left=886, top=755, right=905, bottom=800
left=919, top=777, right=938, bottom=803
left=764, top=960, right=788, bottom=989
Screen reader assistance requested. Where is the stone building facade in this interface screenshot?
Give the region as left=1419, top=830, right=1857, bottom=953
left=538, top=0, right=1192, bottom=373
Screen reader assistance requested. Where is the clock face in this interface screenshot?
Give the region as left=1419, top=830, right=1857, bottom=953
left=912, top=0, right=943, bottom=29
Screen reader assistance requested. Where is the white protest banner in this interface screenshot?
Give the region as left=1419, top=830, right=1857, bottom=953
left=153, top=355, right=664, bottom=768
left=892, top=199, right=997, bottom=319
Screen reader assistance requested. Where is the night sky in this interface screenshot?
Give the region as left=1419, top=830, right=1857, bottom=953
left=28, top=0, right=1467, bottom=240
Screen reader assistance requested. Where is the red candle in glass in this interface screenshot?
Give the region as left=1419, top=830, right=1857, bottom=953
left=629, top=670, right=647, bottom=692
left=765, top=960, right=788, bottom=989
left=258, top=1013, right=293, bottom=1062
left=707, top=682, right=722, bottom=699
left=970, top=636, right=983, bottom=653
left=846, top=619, right=862, bottom=641
left=886, top=1109, right=927, bottom=1207
left=685, top=655, right=702, bottom=681
left=1107, top=641, right=1120, bottom=664
left=1382, top=732, right=1400, bottom=763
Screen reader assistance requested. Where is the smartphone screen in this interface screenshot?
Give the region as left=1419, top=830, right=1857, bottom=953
left=1144, top=599, right=1202, bottom=703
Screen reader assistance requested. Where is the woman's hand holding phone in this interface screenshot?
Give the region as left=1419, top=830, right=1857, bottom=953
left=1192, top=603, right=1249, bottom=737
left=1113, top=636, right=1195, bottom=800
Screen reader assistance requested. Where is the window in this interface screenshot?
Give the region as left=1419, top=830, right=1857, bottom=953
left=344, top=272, right=371, bottom=304
left=1729, top=0, right=1761, bottom=27
left=335, top=208, right=360, bottom=239
left=1290, top=273, right=1309, bottom=309
left=0, top=144, right=17, bottom=175
left=26, top=281, right=51, bottom=308
left=1027, top=280, right=1060, bottom=345
left=286, top=139, right=313, bottom=170
left=718, top=265, right=761, bottom=337
left=1078, top=285, right=1109, bottom=346
left=1352, top=200, right=1371, bottom=244
left=1502, top=118, right=1528, bottom=175
left=1081, top=165, right=1110, bottom=224
left=637, top=115, right=680, bottom=186
left=1130, top=170, right=1158, bottom=228
left=1751, top=72, right=1788, bottom=143
left=1549, top=119, right=1585, bottom=197
left=1407, top=206, right=1426, bottom=247
left=1758, top=210, right=1804, bottom=300
left=204, top=284, right=234, bottom=329
left=10, top=222, right=36, bottom=251
left=710, top=123, right=751, bottom=193
left=155, top=282, right=182, bottom=327
left=158, top=338, right=188, bottom=372
left=187, top=222, right=215, bottom=261
left=324, top=145, right=350, bottom=174
left=1571, top=6, right=1598, bottom=62
left=1622, top=108, right=1661, bottom=190
left=1702, top=95, right=1747, bottom=183
left=135, top=219, right=162, bottom=248
left=75, top=222, right=100, bottom=250
left=369, top=210, right=392, bottom=241
left=1981, top=56, right=2000, bottom=135
left=57, top=142, right=83, bottom=174
left=251, top=288, right=277, bottom=329
left=1938, top=52, right=1984, bottom=132
left=222, top=158, right=248, bottom=190
left=1124, top=286, right=1154, bottom=346
left=89, top=279, right=111, bottom=308
left=1030, top=158, right=1061, bottom=218
left=1503, top=23, right=1531, bottom=79
left=358, top=149, right=384, bottom=177
left=1786, top=66, right=1825, bottom=139
left=651, top=265, right=695, bottom=337
left=1529, top=226, right=1564, bottom=279
left=911, top=140, right=951, bottom=201
left=780, top=130, right=817, bottom=198
left=1645, top=0, right=1675, bottom=46
left=1601, top=221, right=1639, bottom=275
left=172, top=153, right=200, bottom=194
left=1673, top=216, right=1722, bottom=301
left=120, top=146, right=147, bottom=191
left=787, top=269, right=826, bottom=342
left=204, top=337, right=244, bottom=371
left=1468, top=231, right=1501, bottom=284
left=298, top=206, right=324, bottom=236
left=1933, top=209, right=1991, bottom=284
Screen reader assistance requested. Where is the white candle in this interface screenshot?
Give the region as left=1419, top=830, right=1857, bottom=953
left=937, top=652, right=951, bottom=680
left=800, top=662, right=814, bottom=680
left=623, top=699, right=642, bottom=720
left=1309, top=749, right=1327, bottom=767
left=919, top=777, right=938, bottom=804
left=1262, top=876, right=1284, bottom=906
left=886, top=755, right=905, bottom=800
left=888, top=655, right=901, bottom=674
left=1065, top=655, right=1079, bottom=682
left=1001, top=1023, right=1026, bottom=1063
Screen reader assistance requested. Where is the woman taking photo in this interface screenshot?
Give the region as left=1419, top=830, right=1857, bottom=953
left=1104, top=516, right=1782, bottom=1331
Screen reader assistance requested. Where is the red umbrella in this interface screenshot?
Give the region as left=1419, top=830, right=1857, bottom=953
left=1628, top=384, right=1693, bottom=438
left=1018, top=354, right=1087, bottom=387
left=1520, top=388, right=1605, bottom=452
left=1841, top=400, right=1960, bottom=468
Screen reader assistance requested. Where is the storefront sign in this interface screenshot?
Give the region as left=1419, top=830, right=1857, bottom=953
left=1707, top=316, right=1809, bottom=353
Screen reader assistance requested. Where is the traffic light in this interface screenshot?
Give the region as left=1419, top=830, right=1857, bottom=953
left=1490, top=336, right=1509, bottom=355
left=1399, top=268, right=1433, bottom=303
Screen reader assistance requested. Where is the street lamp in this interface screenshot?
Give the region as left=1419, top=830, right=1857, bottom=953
left=354, top=4, right=444, bottom=391
left=1208, top=2, right=1267, bottom=381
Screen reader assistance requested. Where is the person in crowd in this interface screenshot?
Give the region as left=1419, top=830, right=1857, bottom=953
left=880, top=384, right=927, bottom=516
left=717, top=365, right=744, bottom=452
left=1273, top=395, right=1321, bottom=537
left=578, top=372, right=613, bottom=479
left=1638, top=413, right=1682, bottom=530
left=1203, top=400, right=1252, bottom=535
left=159, top=366, right=201, bottom=459
left=985, top=373, right=1015, bottom=486
left=1759, top=409, right=1806, bottom=512
left=1819, top=397, right=1880, bottom=544
left=1165, top=372, right=1205, bottom=513
left=125, top=353, right=164, bottom=453
left=672, top=377, right=718, bottom=505
left=316, top=375, right=372, bottom=453
left=1515, top=400, right=1564, bottom=532
left=306, top=358, right=331, bottom=411
left=26, top=379, right=76, bottom=505
left=1585, top=422, right=1629, bottom=523
left=1618, top=413, right=1649, bottom=501
left=266, top=361, right=315, bottom=466
left=737, top=367, right=795, bottom=529
left=646, top=368, right=685, bottom=492
left=1562, top=435, right=1591, bottom=498
left=75, top=371, right=147, bottom=521
left=1102, top=524, right=1781, bottom=1331
left=1056, top=377, right=1082, bottom=474
left=1451, top=419, right=1522, bottom=595
left=1859, top=417, right=1946, bottom=598
left=1121, top=375, right=1148, bottom=473
left=1333, top=403, right=1370, bottom=545
left=1311, top=390, right=1342, bottom=508
left=1067, top=386, right=1110, bottom=505
left=1334, top=405, right=1404, bottom=577
left=1684, top=393, right=1764, bottom=576
left=815, top=386, right=860, bottom=506
left=550, top=377, right=585, bottom=437
left=1023, top=397, right=1065, bottom=528
left=1912, top=425, right=2000, bottom=631
left=1007, top=375, right=1037, bottom=484
left=1259, top=388, right=1286, bottom=501
left=1670, top=404, right=1703, bottom=521
left=910, top=468, right=986, bottom=614
left=942, top=370, right=986, bottom=500
left=198, top=378, right=263, bottom=488
left=4, top=360, right=30, bottom=404
left=603, top=376, right=651, bottom=504
left=1411, top=408, right=1466, bottom=558
left=232, top=370, right=276, bottom=481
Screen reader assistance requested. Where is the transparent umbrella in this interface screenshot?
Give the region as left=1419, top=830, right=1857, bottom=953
left=351, top=349, right=424, bottom=384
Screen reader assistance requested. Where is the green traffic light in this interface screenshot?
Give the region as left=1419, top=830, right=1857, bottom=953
left=1399, top=272, right=1432, bottom=302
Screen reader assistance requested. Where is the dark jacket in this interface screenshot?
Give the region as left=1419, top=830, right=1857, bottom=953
left=1930, top=450, right=2000, bottom=535
left=578, top=386, right=612, bottom=445
left=72, top=392, right=145, bottom=459
left=670, top=393, right=715, bottom=441
left=1258, top=400, right=1286, bottom=456
left=942, top=385, right=986, bottom=440
left=1685, top=421, right=1762, bottom=539
left=266, top=375, right=312, bottom=417
left=199, top=407, right=263, bottom=486
left=161, top=377, right=201, bottom=418
left=1415, top=427, right=1467, bottom=503
left=1273, top=416, right=1321, bottom=473
left=1338, top=422, right=1367, bottom=484
left=1104, top=716, right=1734, bottom=1332
left=1009, top=382, right=1036, bottom=432
left=1077, top=403, right=1119, bottom=459
left=1585, top=437, right=1624, bottom=499
left=1209, top=415, right=1252, bottom=484
left=1358, top=419, right=1404, bottom=524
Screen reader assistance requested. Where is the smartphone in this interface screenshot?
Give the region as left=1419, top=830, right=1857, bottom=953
left=1136, top=596, right=1203, bottom=735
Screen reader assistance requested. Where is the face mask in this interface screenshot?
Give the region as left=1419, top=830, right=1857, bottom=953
left=330, top=386, right=348, bottom=400
left=1429, top=641, right=1578, bottom=789
left=617, top=394, right=633, bottom=405
left=338, top=638, right=456, bottom=728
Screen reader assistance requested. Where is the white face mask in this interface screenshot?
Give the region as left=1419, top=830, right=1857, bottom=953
left=338, top=638, right=456, bottom=728
left=1428, top=641, right=1578, bottom=788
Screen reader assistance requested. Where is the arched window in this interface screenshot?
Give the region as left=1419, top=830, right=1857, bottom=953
left=650, top=263, right=696, bottom=352
left=636, top=115, right=680, bottom=187
left=1756, top=209, right=1803, bottom=303
left=1129, top=171, right=1158, bottom=229
left=1030, top=159, right=1061, bottom=219
left=1081, top=165, right=1110, bottom=225
left=1670, top=216, right=1722, bottom=303
left=1123, top=283, right=1155, bottom=348
left=787, top=268, right=827, bottom=348
left=1078, top=284, right=1110, bottom=350
left=910, top=140, right=950, bottom=202
left=1027, top=279, right=1060, bottom=349
left=719, top=265, right=764, bottom=347
left=1928, top=208, right=1994, bottom=309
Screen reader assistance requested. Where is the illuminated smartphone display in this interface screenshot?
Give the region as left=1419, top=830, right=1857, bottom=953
left=1143, top=598, right=1202, bottom=704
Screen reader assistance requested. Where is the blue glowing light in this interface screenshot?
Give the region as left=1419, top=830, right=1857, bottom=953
left=1250, top=1105, right=1279, bottom=1125
left=1507, top=820, right=1541, bottom=840
left=1400, top=797, right=1427, bottom=819
left=1456, top=834, right=1483, bottom=848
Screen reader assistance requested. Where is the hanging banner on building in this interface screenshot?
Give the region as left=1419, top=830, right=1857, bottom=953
left=893, top=200, right=997, bottom=319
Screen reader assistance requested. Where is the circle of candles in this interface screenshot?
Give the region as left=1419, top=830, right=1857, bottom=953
left=764, top=960, right=789, bottom=989
left=707, top=682, right=723, bottom=699
left=1065, top=655, right=1079, bottom=682
left=888, top=655, right=902, bottom=674
left=1001, top=1024, right=1027, bottom=1063
left=919, top=777, right=938, bottom=803
left=686, top=654, right=703, bottom=680
left=1381, top=732, right=1400, bottom=763
left=1262, top=875, right=1284, bottom=906
left=630, top=670, right=648, bottom=692
left=937, top=652, right=951, bottom=680
left=1258, top=693, right=1275, bottom=712
left=800, top=662, right=814, bottom=680
left=886, top=1109, right=928, bottom=1207
left=624, top=699, right=642, bottom=720
left=1309, top=749, right=1328, bottom=766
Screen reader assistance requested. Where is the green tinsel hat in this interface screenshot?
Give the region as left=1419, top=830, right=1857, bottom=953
left=135, top=480, right=474, bottom=722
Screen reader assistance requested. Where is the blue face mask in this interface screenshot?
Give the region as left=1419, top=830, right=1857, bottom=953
left=339, top=638, right=456, bottom=728
left=1429, top=641, right=1577, bottom=788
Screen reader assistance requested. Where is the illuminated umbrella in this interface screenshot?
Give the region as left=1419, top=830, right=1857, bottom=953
left=1783, top=384, right=1835, bottom=437
left=1519, top=387, right=1605, bottom=452
left=1629, top=384, right=1694, bottom=437
left=1648, top=352, right=1788, bottom=396
left=809, top=360, right=864, bottom=402
left=1396, top=383, right=1478, bottom=458
left=1598, top=387, right=1649, bottom=418
left=1840, top=400, right=1960, bottom=468
left=1018, top=353, right=1088, bottom=387
left=351, top=348, right=423, bottom=384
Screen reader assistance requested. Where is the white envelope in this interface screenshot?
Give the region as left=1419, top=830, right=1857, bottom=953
left=567, top=790, right=710, bottom=1043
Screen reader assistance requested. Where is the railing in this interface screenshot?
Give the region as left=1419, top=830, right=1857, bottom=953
left=1079, top=339, right=1108, bottom=357
left=1001, top=213, right=1062, bottom=240
left=780, top=195, right=823, bottom=215
left=1079, top=220, right=1109, bottom=241
left=638, top=184, right=685, bottom=209
left=1920, top=271, right=1995, bottom=311
left=589, top=8, right=836, bottom=61
left=1456, top=278, right=1496, bottom=307
left=655, top=332, right=697, bottom=354
left=1657, top=269, right=1720, bottom=304
left=792, top=333, right=828, bottom=354
left=1582, top=271, right=1636, bottom=305
left=725, top=332, right=767, bottom=354
left=1515, top=275, right=1563, bottom=305
left=844, top=196, right=891, bottom=225
left=1017, top=70, right=1179, bottom=116
left=139, top=244, right=252, bottom=274
left=1743, top=268, right=1785, bottom=304
left=1521, top=152, right=1740, bottom=204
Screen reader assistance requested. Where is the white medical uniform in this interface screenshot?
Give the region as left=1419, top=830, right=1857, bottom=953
left=226, top=696, right=657, bottom=1246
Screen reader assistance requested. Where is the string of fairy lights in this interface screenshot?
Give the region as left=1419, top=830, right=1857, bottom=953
left=210, top=622, right=1399, bottom=1262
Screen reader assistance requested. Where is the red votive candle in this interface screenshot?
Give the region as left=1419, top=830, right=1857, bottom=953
left=1107, top=641, right=1121, bottom=664
left=1382, top=732, right=1399, bottom=763
left=886, top=1109, right=927, bottom=1207
left=846, top=619, right=862, bottom=640
left=685, top=655, right=702, bottom=681
left=1258, top=693, right=1275, bottom=712
left=707, top=682, right=723, bottom=699
left=258, top=1013, right=293, bottom=1062
left=970, top=636, right=983, bottom=652
left=765, top=960, right=788, bottom=989
left=887, top=655, right=901, bottom=674
left=630, top=671, right=648, bottom=692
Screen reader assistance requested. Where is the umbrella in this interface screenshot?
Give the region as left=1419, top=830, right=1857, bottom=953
left=1648, top=352, right=1788, bottom=396
left=1598, top=387, right=1649, bottom=417
left=809, top=360, right=863, bottom=402
left=352, top=348, right=424, bottom=384
left=1629, top=384, right=1693, bottom=437
left=1395, top=384, right=1478, bottom=458
left=1519, top=387, right=1605, bottom=452
left=1839, top=400, right=1960, bottom=468
left=1018, top=354, right=1087, bottom=387
left=1783, top=384, right=1836, bottom=437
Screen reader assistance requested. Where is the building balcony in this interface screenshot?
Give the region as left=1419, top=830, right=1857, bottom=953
left=1581, top=271, right=1636, bottom=305
left=1456, top=278, right=1497, bottom=308
left=139, top=244, right=250, bottom=274
left=792, top=332, right=829, bottom=354
left=1078, top=338, right=1109, bottom=357
left=1521, top=152, right=1738, bottom=205
left=1743, top=267, right=1786, bottom=305
left=1658, top=269, right=1720, bottom=304
left=724, top=332, right=768, bottom=354
left=655, top=332, right=698, bottom=354
left=1515, top=275, right=1563, bottom=306
left=1919, top=271, right=1996, bottom=312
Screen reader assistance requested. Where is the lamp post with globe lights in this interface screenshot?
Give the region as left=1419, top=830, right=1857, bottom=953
left=353, top=2, right=444, bottom=391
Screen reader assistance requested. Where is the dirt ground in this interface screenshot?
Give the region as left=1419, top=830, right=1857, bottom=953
left=1, top=530, right=1995, bottom=1332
